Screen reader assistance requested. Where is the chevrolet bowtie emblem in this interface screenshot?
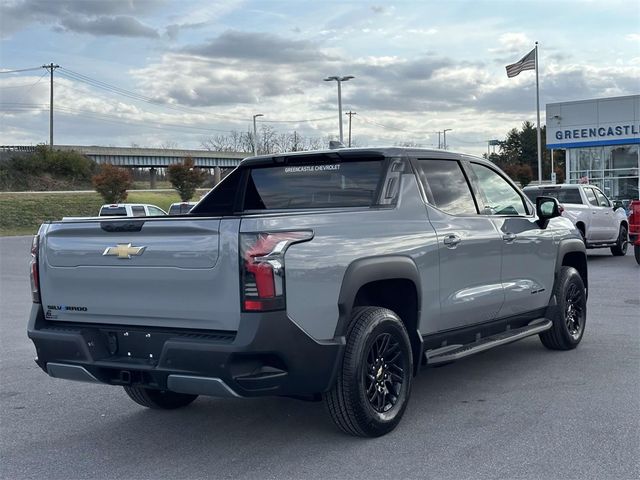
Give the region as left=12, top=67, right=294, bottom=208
left=102, top=243, right=146, bottom=259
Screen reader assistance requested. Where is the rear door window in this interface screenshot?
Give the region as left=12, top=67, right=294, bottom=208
left=243, top=161, right=384, bottom=210
left=131, top=206, right=146, bottom=217
left=414, top=159, right=477, bottom=215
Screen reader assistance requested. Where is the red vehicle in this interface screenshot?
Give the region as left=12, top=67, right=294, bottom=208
left=629, top=200, right=640, bottom=265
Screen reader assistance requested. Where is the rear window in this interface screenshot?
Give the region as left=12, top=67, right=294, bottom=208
left=524, top=188, right=583, bottom=204
left=243, top=161, right=384, bottom=210
left=99, top=207, right=127, bottom=216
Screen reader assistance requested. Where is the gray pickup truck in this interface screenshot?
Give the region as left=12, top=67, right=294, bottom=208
left=28, top=147, right=588, bottom=437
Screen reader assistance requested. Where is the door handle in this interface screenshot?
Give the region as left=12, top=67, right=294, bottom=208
left=443, top=234, right=461, bottom=248
left=502, top=232, right=517, bottom=243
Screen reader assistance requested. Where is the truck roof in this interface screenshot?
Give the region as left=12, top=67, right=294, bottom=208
left=523, top=184, right=590, bottom=190
left=239, top=146, right=487, bottom=167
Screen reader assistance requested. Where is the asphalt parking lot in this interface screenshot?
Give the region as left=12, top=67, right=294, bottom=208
left=1, top=235, right=638, bottom=480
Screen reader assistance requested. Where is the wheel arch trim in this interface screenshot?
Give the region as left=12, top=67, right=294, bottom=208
left=335, top=255, right=422, bottom=339
left=554, top=238, right=588, bottom=297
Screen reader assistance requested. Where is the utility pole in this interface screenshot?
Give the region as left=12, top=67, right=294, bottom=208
left=42, top=63, right=59, bottom=149
left=437, top=131, right=441, bottom=149
left=345, top=111, right=356, bottom=147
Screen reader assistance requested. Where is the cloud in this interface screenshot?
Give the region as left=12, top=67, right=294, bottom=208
left=57, top=15, right=159, bottom=38
left=626, top=33, right=640, bottom=42
left=488, top=32, right=534, bottom=62
left=0, top=0, right=162, bottom=38
left=183, top=30, right=336, bottom=64
left=165, top=21, right=208, bottom=40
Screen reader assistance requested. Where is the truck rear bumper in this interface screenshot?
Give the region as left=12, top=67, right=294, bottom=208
left=28, top=305, right=344, bottom=398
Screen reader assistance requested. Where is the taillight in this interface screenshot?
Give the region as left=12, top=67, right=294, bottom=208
left=29, top=234, right=41, bottom=304
left=240, top=231, right=313, bottom=312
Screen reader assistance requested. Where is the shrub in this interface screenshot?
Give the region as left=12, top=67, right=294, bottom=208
left=167, top=156, right=207, bottom=201
left=92, top=164, right=133, bottom=203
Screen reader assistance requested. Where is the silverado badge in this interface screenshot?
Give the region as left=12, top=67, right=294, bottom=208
left=102, top=243, right=146, bottom=259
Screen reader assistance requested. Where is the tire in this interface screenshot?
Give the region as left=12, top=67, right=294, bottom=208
left=324, top=307, right=413, bottom=437
left=577, top=225, right=587, bottom=247
left=635, top=244, right=640, bottom=265
left=123, top=385, right=198, bottom=409
left=610, top=225, right=628, bottom=256
left=539, top=266, right=587, bottom=350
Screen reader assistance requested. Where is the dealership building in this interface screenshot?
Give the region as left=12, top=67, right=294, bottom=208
left=546, top=94, right=639, bottom=200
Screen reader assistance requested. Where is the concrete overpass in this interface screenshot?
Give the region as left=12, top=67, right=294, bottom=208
left=1, top=144, right=249, bottom=187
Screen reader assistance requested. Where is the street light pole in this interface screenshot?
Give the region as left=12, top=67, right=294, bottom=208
left=443, top=129, right=452, bottom=150
left=324, top=75, right=354, bottom=143
left=252, top=113, right=263, bottom=156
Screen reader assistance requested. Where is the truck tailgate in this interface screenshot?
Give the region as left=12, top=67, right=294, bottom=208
left=39, top=218, right=241, bottom=331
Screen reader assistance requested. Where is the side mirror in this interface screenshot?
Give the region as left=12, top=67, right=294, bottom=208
left=536, top=196, right=562, bottom=228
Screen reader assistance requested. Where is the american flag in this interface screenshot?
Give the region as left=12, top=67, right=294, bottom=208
left=505, top=48, right=536, bottom=78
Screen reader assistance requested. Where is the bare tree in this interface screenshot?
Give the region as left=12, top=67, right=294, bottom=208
left=202, top=128, right=333, bottom=154
left=160, top=141, right=179, bottom=150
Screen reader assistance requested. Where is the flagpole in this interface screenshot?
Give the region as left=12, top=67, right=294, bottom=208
left=535, top=41, right=542, bottom=183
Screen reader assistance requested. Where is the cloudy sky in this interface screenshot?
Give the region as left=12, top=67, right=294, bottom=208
left=1, top=0, right=638, bottom=155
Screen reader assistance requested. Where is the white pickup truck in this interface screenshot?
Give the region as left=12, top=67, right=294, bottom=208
left=99, top=204, right=167, bottom=217
left=523, top=184, right=629, bottom=256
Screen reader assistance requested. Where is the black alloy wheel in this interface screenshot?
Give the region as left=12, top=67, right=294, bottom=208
left=364, top=333, right=405, bottom=414
left=564, top=283, right=584, bottom=340
left=611, top=225, right=628, bottom=256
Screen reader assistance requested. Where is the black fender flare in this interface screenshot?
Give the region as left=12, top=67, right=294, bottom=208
left=334, top=255, right=422, bottom=339
left=547, top=238, right=588, bottom=317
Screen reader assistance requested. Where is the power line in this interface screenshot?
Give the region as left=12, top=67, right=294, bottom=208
left=0, top=102, right=241, bottom=134
left=58, top=67, right=334, bottom=125
left=262, top=116, right=335, bottom=124
left=0, top=73, right=47, bottom=89
left=357, top=114, right=433, bottom=136
left=0, top=67, right=42, bottom=74
left=60, top=68, right=331, bottom=123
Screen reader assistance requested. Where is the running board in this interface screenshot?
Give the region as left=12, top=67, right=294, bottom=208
left=426, top=319, right=552, bottom=365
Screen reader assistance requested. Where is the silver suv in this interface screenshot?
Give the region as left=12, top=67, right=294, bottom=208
left=28, top=148, right=587, bottom=437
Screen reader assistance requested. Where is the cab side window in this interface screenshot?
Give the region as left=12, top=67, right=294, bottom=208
left=469, top=163, right=528, bottom=216
left=414, top=159, right=478, bottom=215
